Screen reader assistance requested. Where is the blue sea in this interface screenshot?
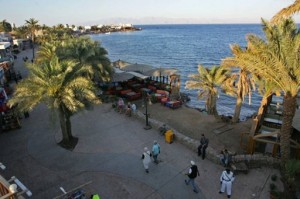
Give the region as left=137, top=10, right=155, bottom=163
left=90, top=24, right=265, bottom=120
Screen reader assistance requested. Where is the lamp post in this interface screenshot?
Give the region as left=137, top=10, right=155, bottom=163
left=143, top=91, right=152, bottom=130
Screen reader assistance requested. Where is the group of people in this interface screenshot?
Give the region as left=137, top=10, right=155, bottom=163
left=141, top=140, right=161, bottom=173
left=141, top=137, right=235, bottom=198
left=197, top=134, right=232, bottom=167
left=184, top=161, right=234, bottom=198
left=117, top=98, right=136, bottom=116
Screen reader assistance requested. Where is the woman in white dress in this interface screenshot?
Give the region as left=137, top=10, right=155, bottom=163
left=142, top=147, right=152, bottom=173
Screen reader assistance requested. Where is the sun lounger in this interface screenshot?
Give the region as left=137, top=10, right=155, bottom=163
left=125, top=92, right=141, bottom=101
left=264, top=117, right=282, bottom=125
left=165, top=100, right=181, bottom=109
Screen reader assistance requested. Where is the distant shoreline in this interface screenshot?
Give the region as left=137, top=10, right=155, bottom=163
left=79, top=26, right=142, bottom=35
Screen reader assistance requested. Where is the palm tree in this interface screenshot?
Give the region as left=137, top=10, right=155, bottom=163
left=13, top=26, right=28, bottom=39
left=59, top=36, right=113, bottom=82
left=231, top=68, right=255, bottom=123
left=222, top=19, right=300, bottom=163
left=252, top=75, right=281, bottom=130
left=0, top=19, right=12, bottom=32
left=185, top=65, right=231, bottom=116
left=25, top=18, right=40, bottom=59
left=8, top=55, right=100, bottom=149
left=56, top=23, right=65, bottom=30
left=272, top=0, right=300, bottom=23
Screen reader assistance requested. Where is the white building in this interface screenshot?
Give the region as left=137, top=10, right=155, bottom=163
left=84, top=26, right=91, bottom=30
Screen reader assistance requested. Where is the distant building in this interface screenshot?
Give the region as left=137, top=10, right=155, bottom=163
left=84, top=26, right=91, bottom=30
left=123, top=24, right=133, bottom=28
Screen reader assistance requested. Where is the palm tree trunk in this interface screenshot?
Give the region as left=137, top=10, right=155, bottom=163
left=232, top=95, right=243, bottom=123
left=280, top=94, right=297, bottom=164
left=31, top=33, right=35, bottom=59
left=58, top=105, right=71, bottom=143
left=256, top=94, right=273, bottom=126
left=250, top=95, right=271, bottom=136
left=232, top=75, right=243, bottom=123
left=206, top=93, right=218, bottom=116
left=66, top=114, right=73, bottom=139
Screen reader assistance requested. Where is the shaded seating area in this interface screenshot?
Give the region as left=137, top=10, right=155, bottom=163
left=243, top=94, right=300, bottom=158
left=99, top=60, right=185, bottom=110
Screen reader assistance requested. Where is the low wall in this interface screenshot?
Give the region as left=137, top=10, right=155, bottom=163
left=135, top=109, right=281, bottom=168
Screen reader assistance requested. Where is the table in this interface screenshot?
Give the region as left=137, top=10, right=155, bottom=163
left=165, top=101, right=181, bottom=109
left=140, top=88, right=151, bottom=94
left=264, top=117, right=282, bottom=125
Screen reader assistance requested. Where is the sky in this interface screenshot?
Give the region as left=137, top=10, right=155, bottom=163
left=1, top=0, right=299, bottom=26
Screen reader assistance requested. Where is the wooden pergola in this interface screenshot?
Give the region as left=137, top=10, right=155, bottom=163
left=241, top=94, right=300, bottom=158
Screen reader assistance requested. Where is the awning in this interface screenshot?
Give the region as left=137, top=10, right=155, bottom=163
left=120, top=63, right=155, bottom=73
left=143, top=67, right=178, bottom=76
left=0, top=42, right=11, bottom=50
left=127, top=71, right=149, bottom=80
left=112, top=67, right=149, bottom=81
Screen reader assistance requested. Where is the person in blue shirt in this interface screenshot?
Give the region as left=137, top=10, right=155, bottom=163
left=152, top=140, right=160, bottom=164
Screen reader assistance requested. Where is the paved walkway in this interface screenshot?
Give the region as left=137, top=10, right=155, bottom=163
left=0, top=49, right=280, bottom=199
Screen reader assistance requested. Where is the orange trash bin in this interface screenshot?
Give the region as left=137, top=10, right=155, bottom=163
left=165, top=130, right=174, bottom=144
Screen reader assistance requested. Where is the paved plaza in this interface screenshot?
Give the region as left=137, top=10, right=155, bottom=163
left=0, top=49, right=280, bottom=199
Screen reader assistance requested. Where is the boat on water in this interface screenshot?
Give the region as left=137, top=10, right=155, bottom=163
left=105, top=32, right=111, bottom=35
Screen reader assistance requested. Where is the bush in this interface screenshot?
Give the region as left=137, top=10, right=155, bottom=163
left=270, top=183, right=276, bottom=191
left=271, top=174, right=278, bottom=181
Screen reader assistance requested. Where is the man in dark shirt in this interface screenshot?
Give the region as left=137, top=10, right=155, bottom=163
left=185, top=160, right=200, bottom=193
left=198, top=134, right=209, bottom=159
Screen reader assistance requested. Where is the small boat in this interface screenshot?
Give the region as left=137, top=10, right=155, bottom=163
left=105, top=32, right=111, bottom=35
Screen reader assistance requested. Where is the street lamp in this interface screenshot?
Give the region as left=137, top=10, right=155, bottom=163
left=143, top=91, right=152, bottom=130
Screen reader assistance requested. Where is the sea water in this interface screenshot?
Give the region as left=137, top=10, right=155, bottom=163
left=90, top=24, right=265, bottom=121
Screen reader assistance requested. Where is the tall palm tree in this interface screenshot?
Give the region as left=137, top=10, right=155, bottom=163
left=185, top=65, right=231, bottom=116
left=231, top=69, right=255, bottom=123
left=223, top=19, right=300, bottom=163
left=8, top=55, right=100, bottom=149
left=25, top=18, right=40, bottom=59
left=59, top=36, right=112, bottom=82
left=272, top=0, right=300, bottom=23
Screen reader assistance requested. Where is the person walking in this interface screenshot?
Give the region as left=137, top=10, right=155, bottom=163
left=219, top=168, right=235, bottom=198
left=152, top=140, right=160, bottom=164
left=198, top=134, right=209, bottom=159
left=141, top=147, right=152, bottom=173
left=184, top=160, right=200, bottom=193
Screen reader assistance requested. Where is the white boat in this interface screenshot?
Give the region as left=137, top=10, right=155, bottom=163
left=105, top=32, right=111, bottom=35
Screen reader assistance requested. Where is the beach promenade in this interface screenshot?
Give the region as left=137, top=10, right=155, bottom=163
left=0, top=49, right=280, bottom=199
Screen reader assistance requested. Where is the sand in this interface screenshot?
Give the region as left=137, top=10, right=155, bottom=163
left=139, top=102, right=252, bottom=154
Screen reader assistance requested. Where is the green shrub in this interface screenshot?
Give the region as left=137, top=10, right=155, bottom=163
left=270, top=183, right=276, bottom=191
left=271, top=174, right=277, bottom=181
